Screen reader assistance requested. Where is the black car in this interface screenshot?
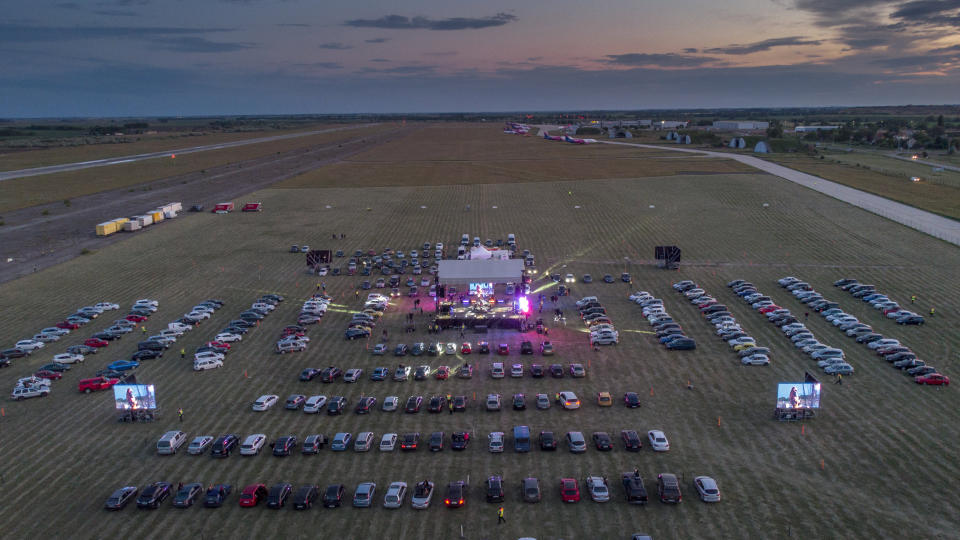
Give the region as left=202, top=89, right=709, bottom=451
left=95, top=368, right=126, bottom=379
left=210, top=434, right=239, bottom=458
left=228, top=319, right=253, bottom=328
left=624, top=392, right=641, bottom=408
left=622, top=473, right=648, bottom=504
left=0, top=348, right=27, bottom=359
left=300, top=368, right=321, bottom=381
left=549, top=364, right=564, bottom=378
left=592, top=432, right=613, bottom=451
left=0, top=357, right=9, bottom=368
left=530, top=364, right=544, bottom=378
left=293, top=485, right=319, bottom=510
left=92, top=331, right=122, bottom=341
left=131, top=349, right=162, bottom=361
left=136, top=481, right=172, bottom=509
left=104, top=486, right=138, bottom=510
left=520, top=341, right=534, bottom=355
left=540, top=431, right=557, bottom=451
left=513, top=393, right=526, bottom=410
left=603, top=274, right=614, bottom=283
left=445, top=481, right=467, bottom=508
left=429, top=431, right=445, bottom=451
left=400, top=432, right=420, bottom=451
left=486, top=475, right=504, bottom=502
left=428, top=395, right=447, bottom=413
left=451, top=431, right=470, bottom=450
left=327, top=396, right=347, bottom=415
left=172, top=483, right=204, bottom=508
left=345, top=328, right=370, bottom=340
left=897, top=315, right=925, bottom=325
left=394, top=344, right=409, bottom=356
left=355, top=396, right=376, bottom=414
left=622, top=272, right=631, bottom=282
left=478, top=342, right=490, bottom=354
left=665, top=338, right=696, bottom=350
left=321, top=366, right=343, bottom=382
left=405, top=395, right=423, bottom=413
left=223, top=325, right=249, bottom=335
left=66, top=345, right=97, bottom=355
left=38, top=362, right=70, bottom=372
left=272, top=435, right=298, bottom=457
left=621, top=430, right=643, bottom=451
left=414, top=365, right=430, bottom=380
left=266, top=483, right=293, bottom=509
left=323, top=484, right=345, bottom=507
left=204, top=484, right=232, bottom=507
left=239, top=310, right=265, bottom=321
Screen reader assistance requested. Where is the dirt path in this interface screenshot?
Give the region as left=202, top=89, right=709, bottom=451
left=603, top=140, right=960, bottom=246
left=0, top=125, right=416, bottom=284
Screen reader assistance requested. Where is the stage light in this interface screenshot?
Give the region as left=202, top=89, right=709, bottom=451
left=518, top=296, right=530, bottom=314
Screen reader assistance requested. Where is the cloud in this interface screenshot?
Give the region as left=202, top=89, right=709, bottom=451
left=370, top=58, right=390, bottom=62
left=278, top=23, right=311, bottom=27
left=423, top=51, right=457, bottom=57
left=705, top=36, right=822, bottom=55
left=364, top=37, right=389, bottom=43
left=153, top=36, right=255, bottom=53
left=604, top=53, right=719, bottom=68
left=292, top=61, right=343, bottom=69
left=0, top=24, right=233, bottom=43
left=357, top=64, right=436, bottom=74
left=56, top=2, right=82, bottom=9
left=318, top=42, right=352, bottom=50
left=890, top=0, right=960, bottom=25
left=344, top=12, right=516, bottom=31
left=682, top=48, right=699, bottom=53
left=93, top=9, right=138, bottom=16
left=930, top=43, right=960, bottom=53
left=793, top=0, right=889, bottom=18
left=527, top=56, right=543, bottom=62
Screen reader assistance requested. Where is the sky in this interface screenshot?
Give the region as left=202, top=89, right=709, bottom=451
left=2, top=0, right=959, bottom=116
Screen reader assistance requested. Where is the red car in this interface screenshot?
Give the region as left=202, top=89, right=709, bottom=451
left=78, top=377, right=119, bottom=393
left=497, top=344, right=509, bottom=355
left=915, top=373, right=949, bottom=386
left=435, top=366, right=450, bottom=380
left=56, top=321, right=80, bottom=330
left=206, top=341, right=230, bottom=350
left=758, top=305, right=780, bottom=314
left=35, top=369, right=63, bottom=380
left=125, top=314, right=147, bottom=323
left=239, top=484, right=268, bottom=507
left=560, top=478, right=580, bottom=503
left=460, top=342, right=472, bottom=354
left=84, top=338, right=109, bottom=348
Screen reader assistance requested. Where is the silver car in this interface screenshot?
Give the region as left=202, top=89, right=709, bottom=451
left=411, top=481, right=434, bottom=509
left=585, top=476, right=610, bottom=502
left=383, top=482, right=407, bottom=508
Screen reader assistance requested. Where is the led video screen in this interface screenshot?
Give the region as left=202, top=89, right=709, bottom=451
left=776, top=382, right=821, bottom=409
left=113, top=384, right=157, bottom=410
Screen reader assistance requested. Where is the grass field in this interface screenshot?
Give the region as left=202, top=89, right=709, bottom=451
left=0, top=125, right=391, bottom=213
left=0, top=125, right=957, bottom=540
left=0, top=124, right=348, bottom=172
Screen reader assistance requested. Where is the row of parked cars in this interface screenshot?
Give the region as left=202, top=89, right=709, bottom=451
left=627, top=289, right=691, bottom=350
left=373, top=340, right=555, bottom=357
left=193, top=295, right=284, bottom=370
left=106, top=470, right=715, bottom=512
left=1, top=300, right=122, bottom=364
left=344, top=293, right=390, bottom=340
left=574, top=296, right=619, bottom=346
left=835, top=279, right=925, bottom=325
left=299, top=359, right=586, bottom=384
left=760, top=277, right=852, bottom=375
left=671, top=280, right=767, bottom=365
left=156, top=426, right=672, bottom=457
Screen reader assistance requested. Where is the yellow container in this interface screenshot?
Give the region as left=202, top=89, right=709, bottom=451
left=111, top=217, right=129, bottom=227
left=96, top=222, right=118, bottom=236
left=151, top=211, right=164, bottom=223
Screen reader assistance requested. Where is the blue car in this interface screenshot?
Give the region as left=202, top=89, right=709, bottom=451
left=108, top=360, right=140, bottom=371
left=370, top=367, right=389, bottom=381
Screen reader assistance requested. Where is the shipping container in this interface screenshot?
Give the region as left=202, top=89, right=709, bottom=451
left=123, top=221, right=142, bottom=232
left=213, top=202, right=235, bottom=213
left=165, top=202, right=183, bottom=213
left=135, top=215, right=154, bottom=227
left=96, top=221, right=118, bottom=236
left=111, top=217, right=129, bottom=228
left=151, top=211, right=164, bottom=223
left=164, top=211, right=177, bottom=219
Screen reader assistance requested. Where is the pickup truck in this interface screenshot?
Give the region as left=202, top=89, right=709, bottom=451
left=78, top=377, right=120, bottom=393
left=621, top=473, right=648, bottom=505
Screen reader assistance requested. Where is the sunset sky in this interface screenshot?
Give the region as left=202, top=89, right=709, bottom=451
left=2, top=0, right=960, bottom=116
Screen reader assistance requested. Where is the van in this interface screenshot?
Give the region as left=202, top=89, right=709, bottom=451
left=157, top=430, right=187, bottom=455
left=513, top=426, right=531, bottom=453
left=461, top=234, right=469, bottom=245
left=507, top=233, right=516, bottom=245
left=193, top=358, right=223, bottom=371
left=473, top=237, right=480, bottom=247
left=354, top=431, right=375, bottom=452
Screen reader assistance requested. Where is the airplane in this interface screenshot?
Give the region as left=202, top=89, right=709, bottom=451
left=564, top=136, right=597, bottom=144
left=543, top=133, right=564, bottom=141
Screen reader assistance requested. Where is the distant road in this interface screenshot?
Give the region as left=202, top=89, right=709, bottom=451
left=0, top=124, right=377, bottom=181
left=602, top=140, right=960, bottom=247
left=885, top=153, right=960, bottom=173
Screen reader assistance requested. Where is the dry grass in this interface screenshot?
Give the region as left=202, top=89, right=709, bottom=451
left=0, top=125, right=391, bottom=213
left=762, top=153, right=960, bottom=220
left=0, top=125, right=958, bottom=540
left=0, top=125, right=348, bottom=172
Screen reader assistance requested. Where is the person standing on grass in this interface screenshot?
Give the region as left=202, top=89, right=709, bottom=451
left=911, top=295, right=917, bottom=304
left=178, top=408, right=184, bottom=422
left=836, top=373, right=842, bottom=385
left=930, top=307, right=935, bottom=316
left=141, top=326, right=147, bottom=336
left=497, top=506, right=505, bottom=524
left=180, top=348, right=185, bottom=360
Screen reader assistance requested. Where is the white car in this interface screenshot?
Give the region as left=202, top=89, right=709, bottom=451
left=382, top=396, right=400, bottom=412
left=32, top=333, right=60, bottom=343
left=215, top=332, right=242, bottom=343
left=868, top=339, right=900, bottom=350
left=383, top=482, right=407, bottom=508
left=134, top=299, right=159, bottom=307
left=251, top=302, right=275, bottom=312
left=694, top=476, right=721, bottom=502
left=564, top=274, right=575, bottom=283
left=344, top=368, right=363, bottom=382
left=252, top=394, right=279, bottom=411
left=317, top=267, right=329, bottom=276
left=95, top=302, right=120, bottom=311
left=380, top=433, right=398, bottom=452
left=741, top=354, right=770, bottom=366
left=17, top=376, right=51, bottom=388
left=132, top=303, right=158, bottom=313
left=491, top=363, right=505, bottom=379
left=14, top=340, right=44, bottom=352
left=194, top=351, right=224, bottom=362
left=168, top=322, right=192, bottom=333
left=510, top=364, right=524, bottom=378
left=445, top=342, right=457, bottom=355
left=276, top=340, right=306, bottom=353
left=149, top=335, right=177, bottom=346
left=536, top=393, right=551, bottom=409
left=559, top=391, right=580, bottom=410
left=488, top=432, right=505, bottom=453
left=187, top=436, right=214, bottom=455
left=193, top=358, right=223, bottom=371
left=647, top=430, right=670, bottom=452
left=11, top=385, right=49, bottom=400
left=185, top=310, right=211, bottom=320
left=52, top=353, right=84, bottom=364
left=303, top=395, right=328, bottom=413
left=240, top=434, right=268, bottom=456
left=40, top=327, right=70, bottom=337
left=591, top=333, right=619, bottom=346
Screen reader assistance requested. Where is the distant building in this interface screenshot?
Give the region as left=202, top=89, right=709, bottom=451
left=795, top=125, right=840, bottom=133
left=654, top=121, right=688, bottom=130
left=713, top=121, right=769, bottom=130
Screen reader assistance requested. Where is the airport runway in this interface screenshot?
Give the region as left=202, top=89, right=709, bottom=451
left=0, top=124, right=377, bottom=181
left=602, top=140, right=960, bottom=247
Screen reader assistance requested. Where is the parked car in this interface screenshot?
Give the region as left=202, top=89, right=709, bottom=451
left=694, top=476, right=721, bottom=502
